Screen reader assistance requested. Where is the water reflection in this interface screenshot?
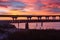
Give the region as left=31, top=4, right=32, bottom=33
left=11, top=22, right=60, bottom=30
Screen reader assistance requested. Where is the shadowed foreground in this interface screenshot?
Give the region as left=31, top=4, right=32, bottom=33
left=0, top=23, right=60, bottom=40
left=8, top=29, right=60, bottom=40
left=0, top=23, right=18, bottom=40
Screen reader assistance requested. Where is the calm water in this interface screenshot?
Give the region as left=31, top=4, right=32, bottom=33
left=11, top=22, right=60, bottom=30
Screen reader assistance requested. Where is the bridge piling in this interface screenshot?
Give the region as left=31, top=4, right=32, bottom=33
left=59, top=16, right=60, bottom=20
left=41, top=22, right=43, bottom=29
left=52, top=16, right=56, bottom=20
left=12, top=17, right=20, bottom=28
left=45, top=16, right=49, bottom=20
left=25, top=22, right=29, bottom=30
left=38, top=16, right=42, bottom=20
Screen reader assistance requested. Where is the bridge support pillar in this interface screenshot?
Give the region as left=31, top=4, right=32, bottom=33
left=18, top=22, right=19, bottom=29
left=25, top=22, right=29, bottom=29
left=41, top=22, right=43, bottom=29
left=58, top=16, right=60, bottom=21
left=52, top=16, right=56, bottom=20
left=38, top=16, right=42, bottom=20
left=12, top=17, right=20, bottom=29
left=46, top=16, right=49, bottom=20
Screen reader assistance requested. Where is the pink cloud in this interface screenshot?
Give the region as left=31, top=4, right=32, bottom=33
left=0, top=0, right=60, bottom=12
left=0, top=0, right=8, bottom=2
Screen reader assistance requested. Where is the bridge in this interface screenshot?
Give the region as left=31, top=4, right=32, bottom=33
left=0, top=15, right=60, bottom=29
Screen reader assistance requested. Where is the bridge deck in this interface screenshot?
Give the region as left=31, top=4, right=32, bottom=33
left=0, top=20, right=60, bottom=23
left=0, top=15, right=60, bottom=17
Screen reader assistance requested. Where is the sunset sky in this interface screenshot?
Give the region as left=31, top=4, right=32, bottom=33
left=0, top=0, right=60, bottom=15
left=0, top=0, right=60, bottom=29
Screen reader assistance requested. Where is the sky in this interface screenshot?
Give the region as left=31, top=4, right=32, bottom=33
left=0, top=0, right=60, bottom=15
left=0, top=0, right=60, bottom=29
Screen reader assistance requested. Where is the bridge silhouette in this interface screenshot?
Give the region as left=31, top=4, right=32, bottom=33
left=0, top=15, right=60, bottom=29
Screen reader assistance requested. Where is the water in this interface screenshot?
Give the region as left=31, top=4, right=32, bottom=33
left=11, top=22, right=60, bottom=30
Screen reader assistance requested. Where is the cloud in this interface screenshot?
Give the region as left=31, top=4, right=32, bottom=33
left=15, top=0, right=36, bottom=3
left=0, top=7, right=10, bottom=15
left=0, top=0, right=60, bottom=12
left=35, top=0, right=60, bottom=12
left=11, top=1, right=26, bottom=10
left=48, top=8, right=60, bottom=13
left=0, top=0, right=26, bottom=10
left=0, top=0, right=8, bottom=2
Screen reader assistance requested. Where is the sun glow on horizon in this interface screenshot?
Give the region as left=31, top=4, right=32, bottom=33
left=0, top=7, right=60, bottom=15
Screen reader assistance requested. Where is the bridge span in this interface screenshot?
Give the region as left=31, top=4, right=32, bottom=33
left=0, top=15, right=60, bottom=29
